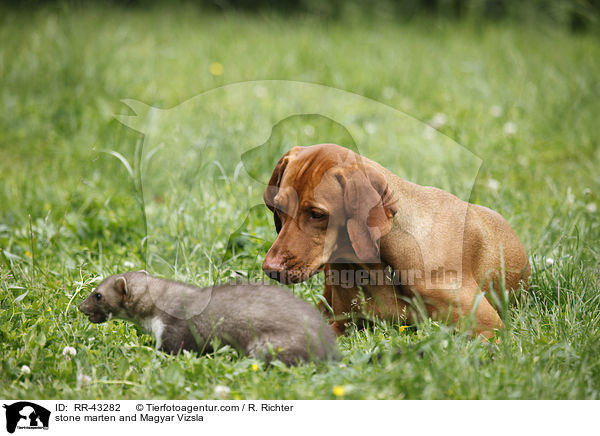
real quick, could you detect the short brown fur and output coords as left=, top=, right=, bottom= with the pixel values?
left=263, top=144, right=529, bottom=338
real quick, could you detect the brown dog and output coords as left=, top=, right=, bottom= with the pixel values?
left=262, top=144, right=529, bottom=338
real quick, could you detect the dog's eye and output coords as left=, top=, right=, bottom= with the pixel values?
left=310, top=210, right=326, bottom=220
left=94, top=293, right=102, bottom=301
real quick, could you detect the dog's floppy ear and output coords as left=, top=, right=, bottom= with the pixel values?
left=338, top=165, right=397, bottom=262
left=264, top=147, right=302, bottom=233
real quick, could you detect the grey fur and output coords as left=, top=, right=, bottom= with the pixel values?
left=78, top=271, right=338, bottom=365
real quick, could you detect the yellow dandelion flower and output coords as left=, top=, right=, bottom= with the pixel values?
left=332, top=385, right=345, bottom=397
left=25, top=251, right=32, bottom=257
left=47, top=307, right=52, bottom=312
left=251, top=364, right=259, bottom=372
left=398, top=325, right=407, bottom=334
left=209, top=62, right=224, bottom=76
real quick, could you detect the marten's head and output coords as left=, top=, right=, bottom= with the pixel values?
left=79, top=271, right=148, bottom=323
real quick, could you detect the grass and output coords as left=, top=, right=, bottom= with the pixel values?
left=1, top=4, right=599, bottom=399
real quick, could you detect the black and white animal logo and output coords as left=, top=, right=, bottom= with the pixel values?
left=2, top=402, right=50, bottom=433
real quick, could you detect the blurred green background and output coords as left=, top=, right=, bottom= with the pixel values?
left=5, top=0, right=600, bottom=33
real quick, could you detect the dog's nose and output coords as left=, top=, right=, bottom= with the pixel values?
left=262, top=259, right=284, bottom=281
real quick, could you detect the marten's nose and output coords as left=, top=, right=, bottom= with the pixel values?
left=78, top=301, right=88, bottom=314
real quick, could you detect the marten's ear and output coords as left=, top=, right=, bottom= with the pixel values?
left=115, top=276, right=128, bottom=296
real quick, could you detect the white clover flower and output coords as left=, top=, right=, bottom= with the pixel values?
left=123, top=260, right=135, bottom=269
left=490, top=105, right=503, bottom=117
left=77, top=374, right=92, bottom=386
left=364, top=122, right=377, bottom=135
left=253, top=85, right=267, bottom=98
left=566, top=188, right=575, bottom=205
left=518, top=156, right=528, bottom=167
left=21, top=365, right=31, bottom=374
left=546, top=258, right=554, bottom=266
left=382, top=86, right=395, bottom=100
left=487, top=179, right=500, bottom=191
left=423, top=125, right=436, bottom=140
left=503, top=122, right=517, bottom=135
left=586, top=203, right=597, bottom=213
left=303, top=124, right=315, bottom=137
left=214, top=385, right=230, bottom=398
left=429, top=113, right=448, bottom=129
left=62, top=346, right=77, bottom=360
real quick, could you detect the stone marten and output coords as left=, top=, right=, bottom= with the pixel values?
left=79, top=271, right=338, bottom=365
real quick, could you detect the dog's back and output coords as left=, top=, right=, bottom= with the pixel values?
left=465, top=204, right=530, bottom=294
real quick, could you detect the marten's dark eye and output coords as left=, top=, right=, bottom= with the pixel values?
left=94, top=293, right=102, bottom=301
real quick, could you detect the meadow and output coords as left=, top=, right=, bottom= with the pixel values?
left=0, top=5, right=599, bottom=399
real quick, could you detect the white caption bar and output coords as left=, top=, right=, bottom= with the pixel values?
left=0, top=400, right=595, bottom=435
